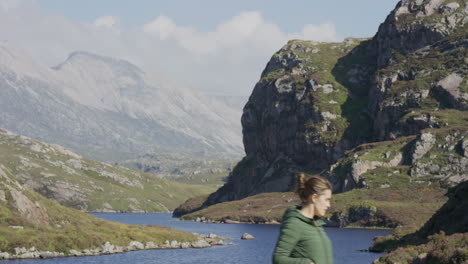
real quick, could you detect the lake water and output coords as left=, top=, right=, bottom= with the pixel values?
left=3, top=213, right=391, bottom=264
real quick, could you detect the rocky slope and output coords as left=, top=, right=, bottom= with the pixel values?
left=118, top=153, right=237, bottom=187
left=0, top=162, right=225, bottom=260
left=371, top=180, right=468, bottom=264
left=0, top=43, right=243, bottom=161
left=0, top=128, right=214, bottom=212
left=201, top=0, right=467, bottom=207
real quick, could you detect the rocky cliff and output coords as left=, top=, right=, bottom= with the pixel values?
left=203, top=0, right=467, bottom=207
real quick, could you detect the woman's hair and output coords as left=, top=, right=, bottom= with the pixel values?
left=295, top=172, right=332, bottom=203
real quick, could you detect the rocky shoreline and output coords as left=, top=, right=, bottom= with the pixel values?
left=0, top=233, right=229, bottom=260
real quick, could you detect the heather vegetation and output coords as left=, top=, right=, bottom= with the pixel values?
left=371, top=180, right=468, bottom=263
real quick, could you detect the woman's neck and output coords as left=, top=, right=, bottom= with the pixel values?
left=299, top=203, right=315, bottom=219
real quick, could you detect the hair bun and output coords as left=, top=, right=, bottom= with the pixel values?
left=296, top=172, right=306, bottom=191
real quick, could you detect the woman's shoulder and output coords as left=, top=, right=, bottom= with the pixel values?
left=282, top=205, right=304, bottom=223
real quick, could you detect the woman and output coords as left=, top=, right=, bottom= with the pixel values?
left=272, top=173, right=333, bottom=264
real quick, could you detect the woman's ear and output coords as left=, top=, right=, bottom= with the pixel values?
left=310, top=193, right=319, bottom=203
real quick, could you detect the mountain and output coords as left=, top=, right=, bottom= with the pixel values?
left=199, top=0, right=467, bottom=207
left=0, top=43, right=243, bottom=161
left=0, top=128, right=214, bottom=212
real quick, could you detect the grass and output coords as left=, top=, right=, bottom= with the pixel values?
left=180, top=185, right=447, bottom=230
left=0, top=171, right=197, bottom=254
left=0, top=131, right=214, bottom=212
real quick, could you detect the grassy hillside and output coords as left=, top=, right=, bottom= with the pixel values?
left=179, top=185, right=446, bottom=230
left=0, top=165, right=198, bottom=257
left=371, top=180, right=468, bottom=264
left=0, top=129, right=214, bottom=212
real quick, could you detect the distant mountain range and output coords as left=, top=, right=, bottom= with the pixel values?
left=0, top=42, right=247, bottom=161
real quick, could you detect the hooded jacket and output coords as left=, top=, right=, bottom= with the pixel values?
left=272, top=205, right=333, bottom=264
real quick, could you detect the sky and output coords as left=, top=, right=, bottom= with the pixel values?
left=0, top=0, right=400, bottom=96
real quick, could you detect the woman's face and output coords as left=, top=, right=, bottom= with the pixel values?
left=312, top=189, right=332, bottom=217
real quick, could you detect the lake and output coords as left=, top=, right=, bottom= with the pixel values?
left=3, top=213, right=391, bottom=264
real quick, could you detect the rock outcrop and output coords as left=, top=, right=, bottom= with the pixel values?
left=200, top=0, right=467, bottom=208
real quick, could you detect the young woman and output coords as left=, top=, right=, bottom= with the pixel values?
left=272, top=173, right=333, bottom=264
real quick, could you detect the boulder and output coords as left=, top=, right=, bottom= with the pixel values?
left=412, top=133, right=436, bottom=161
left=241, top=233, right=255, bottom=240
left=191, top=240, right=211, bottom=248
left=127, top=241, right=144, bottom=250
left=434, top=73, right=467, bottom=110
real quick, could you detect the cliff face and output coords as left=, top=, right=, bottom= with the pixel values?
left=370, top=0, right=467, bottom=141
left=203, top=0, right=467, bottom=207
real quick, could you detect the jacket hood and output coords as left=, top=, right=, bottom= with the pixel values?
left=283, top=205, right=326, bottom=226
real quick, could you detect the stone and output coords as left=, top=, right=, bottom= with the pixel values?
left=7, top=186, right=49, bottom=226
left=191, top=240, right=211, bottom=248
left=8, top=226, right=24, bottom=229
left=68, top=249, right=82, bottom=256
left=180, top=242, right=191, bottom=249
left=12, top=247, right=27, bottom=255
left=101, top=241, right=115, bottom=253
left=439, top=2, right=460, bottom=15
left=412, top=133, right=436, bottom=161
left=39, top=252, right=56, bottom=258
left=170, top=240, right=180, bottom=248
left=321, top=112, right=337, bottom=120
left=424, top=0, right=446, bottom=16
left=462, top=139, right=468, bottom=158
left=0, top=252, right=10, bottom=259
left=241, top=233, right=255, bottom=240
left=207, top=233, right=217, bottom=239
left=145, top=241, right=156, bottom=249
left=128, top=241, right=144, bottom=250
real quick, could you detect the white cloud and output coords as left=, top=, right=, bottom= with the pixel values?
left=0, top=4, right=342, bottom=96
left=143, top=15, right=176, bottom=40
left=215, top=11, right=263, bottom=47
left=94, top=16, right=119, bottom=28
left=0, top=0, right=22, bottom=12
left=301, top=23, right=339, bottom=42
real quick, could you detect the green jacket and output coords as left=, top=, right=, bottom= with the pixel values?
left=272, top=206, right=333, bottom=264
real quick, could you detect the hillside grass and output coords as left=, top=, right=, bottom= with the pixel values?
left=0, top=131, right=214, bottom=212
left=0, top=181, right=196, bottom=254
left=180, top=185, right=447, bottom=230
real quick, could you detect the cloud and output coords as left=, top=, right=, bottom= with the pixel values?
left=0, top=4, right=342, bottom=96
left=94, top=16, right=119, bottom=28
left=143, top=15, right=176, bottom=40
left=142, top=11, right=341, bottom=57
left=301, top=23, right=339, bottom=41
left=0, top=0, right=22, bottom=12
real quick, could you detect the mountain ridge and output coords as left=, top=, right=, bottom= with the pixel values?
left=0, top=42, right=244, bottom=160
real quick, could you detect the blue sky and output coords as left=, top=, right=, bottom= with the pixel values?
left=1, top=0, right=400, bottom=95
left=38, top=0, right=398, bottom=38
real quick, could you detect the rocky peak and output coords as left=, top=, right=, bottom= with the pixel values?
left=201, top=0, right=467, bottom=208
left=373, top=0, right=467, bottom=67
